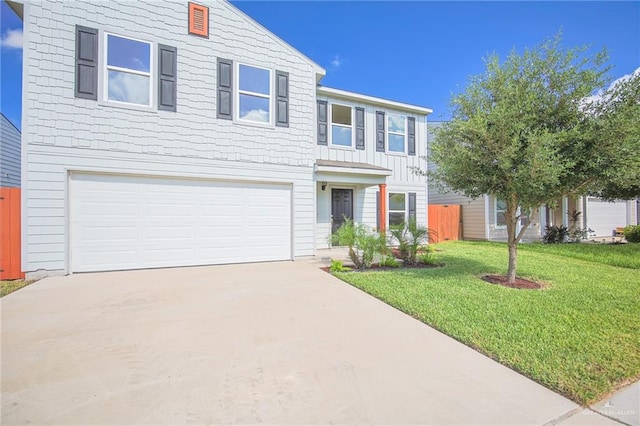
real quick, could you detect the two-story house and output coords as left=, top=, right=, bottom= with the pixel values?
left=18, top=0, right=431, bottom=278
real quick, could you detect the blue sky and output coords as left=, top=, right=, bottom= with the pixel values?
left=1, top=1, right=638, bottom=130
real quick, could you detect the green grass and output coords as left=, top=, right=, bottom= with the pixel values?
left=519, top=241, right=640, bottom=269
left=334, top=241, right=640, bottom=405
left=1, top=279, right=35, bottom=297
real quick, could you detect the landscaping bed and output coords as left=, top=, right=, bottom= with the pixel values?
left=332, top=240, right=640, bottom=405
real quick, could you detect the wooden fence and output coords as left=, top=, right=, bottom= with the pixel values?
left=428, top=204, right=461, bottom=243
left=1, top=188, right=24, bottom=280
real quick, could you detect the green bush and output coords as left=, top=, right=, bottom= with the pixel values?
left=332, top=219, right=386, bottom=269
left=389, top=220, right=431, bottom=265
left=418, top=252, right=437, bottom=265
left=329, top=259, right=350, bottom=273
left=543, top=225, right=569, bottom=243
left=623, top=225, right=640, bottom=243
left=379, top=255, right=401, bottom=268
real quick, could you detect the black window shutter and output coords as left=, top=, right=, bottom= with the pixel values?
left=408, top=116, right=416, bottom=156
left=376, top=111, right=385, bottom=152
left=376, top=191, right=381, bottom=230
left=355, top=107, right=365, bottom=150
left=217, top=58, right=233, bottom=120
left=409, top=192, right=417, bottom=224
left=158, top=44, right=177, bottom=111
left=75, top=25, right=98, bottom=100
left=275, top=70, right=289, bottom=127
left=317, top=100, right=328, bottom=145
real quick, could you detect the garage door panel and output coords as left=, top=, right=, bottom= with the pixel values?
left=586, top=199, right=627, bottom=237
left=71, top=174, right=292, bottom=272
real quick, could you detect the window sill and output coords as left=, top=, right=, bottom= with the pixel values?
left=386, top=150, right=407, bottom=157
left=98, top=100, right=157, bottom=114
left=329, top=144, right=356, bottom=151
left=233, top=119, right=275, bottom=130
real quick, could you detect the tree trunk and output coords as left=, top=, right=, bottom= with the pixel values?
left=507, top=241, right=517, bottom=283
left=506, top=200, right=518, bottom=284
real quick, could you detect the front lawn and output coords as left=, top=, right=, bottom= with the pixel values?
left=334, top=241, right=640, bottom=405
left=519, top=241, right=640, bottom=269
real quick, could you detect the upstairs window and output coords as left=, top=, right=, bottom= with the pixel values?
left=238, top=64, right=271, bottom=124
left=331, top=104, right=353, bottom=147
left=105, top=34, right=152, bottom=107
left=389, top=193, right=406, bottom=226
left=387, top=114, right=406, bottom=153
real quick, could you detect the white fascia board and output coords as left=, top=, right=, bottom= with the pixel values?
left=316, top=165, right=392, bottom=177
left=317, top=86, right=433, bottom=115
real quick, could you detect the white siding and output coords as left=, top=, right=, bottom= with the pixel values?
left=1, top=114, right=21, bottom=188
left=22, top=0, right=319, bottom=274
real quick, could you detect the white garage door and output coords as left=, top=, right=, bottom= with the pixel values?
left=70, top=173, right=292, bottom=272
left=586, top=198, right=627, bottom=237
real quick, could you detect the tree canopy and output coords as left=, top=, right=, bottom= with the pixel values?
left=423, top=34, right=639, bottom=283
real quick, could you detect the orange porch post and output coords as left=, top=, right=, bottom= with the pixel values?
left=379, top=183, right=387, bottom=233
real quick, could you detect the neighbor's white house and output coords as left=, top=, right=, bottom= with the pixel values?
left=1, top=113, right=21, bottom=188
left=15, top=0, right=431, bottom=277
left=427, top=122, right=638, bottom=241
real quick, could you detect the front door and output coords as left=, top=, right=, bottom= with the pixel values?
left=331, top=189, right=353, bottom=233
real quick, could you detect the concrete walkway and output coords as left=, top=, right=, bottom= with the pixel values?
left=0, top=260, right=622, bottom=424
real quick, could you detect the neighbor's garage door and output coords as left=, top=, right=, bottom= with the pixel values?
left=586, top=198, right=627, bottom=237
left=70, top=173, right=292, bottom=272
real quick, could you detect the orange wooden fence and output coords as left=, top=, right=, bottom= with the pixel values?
left=428, top=204, right=461, bottom=243
left=1, top=188, right=24, bottom=280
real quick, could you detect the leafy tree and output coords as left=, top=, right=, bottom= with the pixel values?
left=422, top=35, right=639, bottom=283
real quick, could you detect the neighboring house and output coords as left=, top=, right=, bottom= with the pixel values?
left=17, top=0, right=431, bottom=277
left=427, top=122, right=638, bottom=241
left=0, top=113, right=21, bottom=188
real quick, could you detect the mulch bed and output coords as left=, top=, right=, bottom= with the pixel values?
left=320, top=262, right=443, bottom=273
left=482, top=274, right=545, bottom=290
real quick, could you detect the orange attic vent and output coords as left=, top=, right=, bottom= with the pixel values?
left=189, top=2, right=209, bottom=38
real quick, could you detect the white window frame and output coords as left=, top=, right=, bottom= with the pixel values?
left=103, top=32, right=154, bottom=109
left=387, top=113, right=407, bottom=154
left=495, top=198, right=507, bottom=228
left=388, top=192, right=407, bottom=227
left=329, top=102, right=354, bottom=148
left=235, top=62, right=273, bottom=126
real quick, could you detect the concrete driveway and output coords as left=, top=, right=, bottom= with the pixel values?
left=2, top=261, right=581, bottom=425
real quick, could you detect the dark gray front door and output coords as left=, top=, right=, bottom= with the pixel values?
left=332, top=189, right=353, bottom=233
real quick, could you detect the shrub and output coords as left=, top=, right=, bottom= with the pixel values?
left=332, top=219, right=386, bottom=269
left=418, top=252, right=438, bottom=265
left=329, top=259, right=350, bottom=273
left=543, top=225, right=569, bottom=244
left=389, top=220, right=431, bottom=265
left=379, top=255, right=401, bottom=268
left=624, top=225, right=640, bottom=243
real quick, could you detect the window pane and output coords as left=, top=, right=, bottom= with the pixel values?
left=107, top=70, right=150, bottom=105
left=331, top=104, right=351, bottom=126
left=331, top=125, right=352, bottom=146
left=389, top=193, right=405, bottom=211
left=389, top=212, right=405, bottom=226
left=388, top=114, right=405, bottom=133
left=497, top=212, right=507, bottom=226
left=239, top=65, right=270, bottom=95
left=389, top=134, right=405, bottom=152
left=239, top=94, right=270, bottom=123
left=107, top=35, right=150, bottom=72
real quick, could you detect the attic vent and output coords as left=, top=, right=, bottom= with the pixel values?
left=189, top=2, right=209, bottom=38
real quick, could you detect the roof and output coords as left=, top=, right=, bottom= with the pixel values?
left=316, top=160, right=390, bottom=171
left=317, top=86, right=433, bottom=115
left=4, top=0, right=23, bottom=20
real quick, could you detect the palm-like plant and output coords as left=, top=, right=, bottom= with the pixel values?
left=332, top=218, right=385, bottom=269
left=389, top=220, right=431, bottom=265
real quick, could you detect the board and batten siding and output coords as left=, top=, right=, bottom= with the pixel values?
left=22, top=0, right=320, bottom=274
left=1, top=114, right=21, bottom=188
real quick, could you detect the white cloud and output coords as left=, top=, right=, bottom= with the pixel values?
left=388, top=114, right=406, bottom=133
left=1, top=28, right=23, bottom=50
left=330, top=55, right=343, bottom=71
left=241, top=108, right=269, bottom=123
left=108, top=72, right=150, bottom=105
left=583, top=67, right=640, bottom=106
